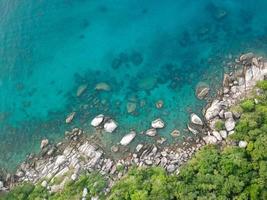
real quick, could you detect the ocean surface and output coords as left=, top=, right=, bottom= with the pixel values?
left=1, top=0, right=267, bottom=170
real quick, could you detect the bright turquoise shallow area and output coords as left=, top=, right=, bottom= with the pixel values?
left=1, top=0, right=267, bottom=170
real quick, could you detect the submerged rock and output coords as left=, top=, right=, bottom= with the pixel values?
left=145, top=128, right=157, bottom=137
left=127, top=102, right=137, bottom=113
left=190, top=113, right=203, bottom=126
left=239, top=52, right=254, bottom=62
left=151, top=118, right=165, bottom=129
left=91, top=114, right=104, bottom=127
left=66, top=112, right=76, bottom=124
left=138, top=77, right=157, bottom=90
left=95, top=82, right=111, bottom=91
left=120, top=131, right=136, bottom=146
left=170, top=129, right=180, bottom=137
left=196, top=82, right=210, bottom=100
left=76, top=84, right=87, bottom=97
left=155, top=100, right=164, bottom=109
left=111, top=145, right=119, bottom=153
left=104, top=119, right=118, bottom=133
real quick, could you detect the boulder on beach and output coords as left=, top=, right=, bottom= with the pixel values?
left=145, top=128, right=157, bottom=137
left=65, top=112, right=76, bottom=124
left=151, top=118, right=165, bottom=129
left=120, top=131, right=136, bottom=146
left=104, top=119, right=118, bottom=133
left=190, top=113, right=203, bottom=126
left=239, top=141, right=248, bottom=148
left=76, top=84, right=87, bottom=97
left=91, top=114, right=104, bottom=127
left=95, top=82, right=111, bottom=91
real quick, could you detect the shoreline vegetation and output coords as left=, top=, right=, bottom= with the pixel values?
left=1, top=53, right=267, bottom=199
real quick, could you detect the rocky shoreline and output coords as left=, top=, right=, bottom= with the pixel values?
left=1, top=53, right=267, bottom=199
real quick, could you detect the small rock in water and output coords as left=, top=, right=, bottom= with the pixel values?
left=127, top=102, right=137, bottom=113
left=151, top=118, right=165, bottom=129
left=170, top=129, right=180, bottom=137
left=95, top=82, right=111, bottom=91
left=111, top=145, right=119, bottom=152
left=76, top=84, right=87, bottom=97
left=91, top=114, right=104, bottom=127
left=40, top=139, right=49, bottom=149
left=155, top=100, right=164, bottom=109
left=104, top=119, right=118, bottom=133
left=239, top=141, right=248, bottom=148
left=145, top=128, right=157, bottom=137
left=120, top=131, right=136, bottom=146
left=66, top=112, right=76, bottom=124
left=190, top=113, right=203, bottom=126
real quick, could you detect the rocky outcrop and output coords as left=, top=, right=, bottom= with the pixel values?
left=190, top=113, right=203, bottom=126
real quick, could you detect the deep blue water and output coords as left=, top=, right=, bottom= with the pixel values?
left=1, top=0, right=267, bottom=170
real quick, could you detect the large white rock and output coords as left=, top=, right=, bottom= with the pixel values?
left=91, top=114, right=104, bottom=127
left=225, top=117, right=235, bottom=131
left=120, top=131, right=136, bottom=146
left=205, top=100, right=221, bottom=121
left=145, top=128, right=157, bottom=137
left=203, top=135, right=217, bottom=144
left=190, top=113, right=203, bottom=126
left=151, top=118, right=165, bottom=129
left=104, top=119, right=118, bottom=133
left=239, top=141, right=248, bottom=148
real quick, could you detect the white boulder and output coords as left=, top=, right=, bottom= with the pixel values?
left=104, top=119, right=118, bottom=133
left=225, top=117, right=235, bottom=131
left=151, top=118, right=165, bottom=129
left=120, top=131, right=136, bottom=146
left=239, top=141, right=248, bottom=148
left=145, top=128, right=157, bottom=137
left=187, top=125, right=199, bottom=135
left=91, top=114, right=104, bottom=127
left=190, top=113, right=203, bottom=126
left=219, top=130, right=228, bottom=139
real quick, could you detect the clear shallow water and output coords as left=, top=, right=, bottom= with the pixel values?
left=1, top=0, right=267, bottom=170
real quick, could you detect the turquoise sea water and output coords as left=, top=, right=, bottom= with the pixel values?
left=1, top=0, right=267, bottom=170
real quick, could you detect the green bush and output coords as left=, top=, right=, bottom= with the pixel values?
left=215, top=119, right=225, bottom=131
left=240, top=99, right=255, bottom=112
left=256, top=80, right=267, bottom=90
